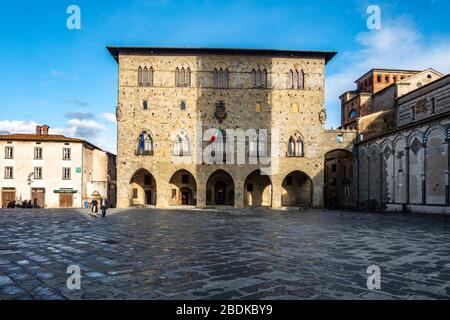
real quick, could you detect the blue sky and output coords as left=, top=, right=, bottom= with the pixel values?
left=1, top=0, right=450, bottom=152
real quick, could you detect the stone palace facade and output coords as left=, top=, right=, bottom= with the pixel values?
left=107, top=47, right=356, bottom=209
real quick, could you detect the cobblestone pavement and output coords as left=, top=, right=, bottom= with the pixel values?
left=0, top=208, right=450, bottom=300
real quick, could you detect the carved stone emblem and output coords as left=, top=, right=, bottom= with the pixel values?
left=411, top=138, right=422, bottom=154
left=416, top=98, right=427, bottom=114
left=319, top=109, right=327, bottom=124
left=214, top=101, right=227, bottom=123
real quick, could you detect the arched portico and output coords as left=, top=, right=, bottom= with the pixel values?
left=169, top=169, right=197, bottom=206
left=281, top=171, right=313, bottom=207
left=129, top=169, right=157, bottom=206
left=206, top=170, right=235, bottom=206
left=244, top=170, right=272, bottom=207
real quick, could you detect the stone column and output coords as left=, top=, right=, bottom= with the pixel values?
left=196, top=177, right=206, bottom=208
left=405, top=147, right=410, bottom=205
left=271, top=178, right=283, bottom=209
left=156, top=179, right=169, bottom=208
left=446, top=138, right=450, bottom=206
left=422, top=143, right=427, bottom=205
left=234, top=177, right=245, bottom=208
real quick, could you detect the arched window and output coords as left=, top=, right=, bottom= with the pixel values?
left=290, top=69, right=304, bottom=89
left=251, top=69, right=257, bottom=87
left=298, top=70, right=304, bottom=89
left=349, top=109, right=357, bottom=120
left=136, top=131, right=153, bottom=155
left=143, top=67, right=149, bottom=85
left=181, top=68, right=186, bottom=86
left=148, top=67, right=154, bottom=86
left=287, top=133, right=304, bottom=157
left=138, top=67, right=143, bottom=86
left=291, top=103, right=299, bottom=113
left=224, top=69, right=229, bottom=88
left=258, top=131, right=268, bottom=157
left=213, top=68, right=219, bottom=87
left=252, top=68, right=267, bottom=88
left=186, top=67, right=191, bottom=87
left=175, top=67, right=180, bottom=87
left=175, top=67, right=191, bottom=87
left=173, top=131, right=190, bottom=156
left=249, top=133, right=258, bottom=157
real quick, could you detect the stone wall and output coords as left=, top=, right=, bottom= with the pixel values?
left=114, top=50, right=356, bottom=209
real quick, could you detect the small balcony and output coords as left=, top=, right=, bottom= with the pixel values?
left=135, top=149, right=153, bottom=156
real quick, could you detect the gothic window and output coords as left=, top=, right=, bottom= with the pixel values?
left=138, top=67, right=143, bottom=85
left=213, top=68, right=230, bottom=88
left=349, top=109, right=357, bottom=120
left=252, top=68, right=267, bottom=88
left=173, top=131, right=190, bottom=156
left=287, top=133, right=304, bottom=157
left=136, top=131, right=153, bottom=155
left=251, top=69, right=256, bottom=87
left=175, top=67, right=191, bottom=87
left=143, top=67, right=148, bottom=85
left=138, top=66, right=153, bottom=86
left=289, top=69, right=304, bottom=89
left=186, top=67, right=191, bottom=87
left=175, top=67, right=181, bottom=87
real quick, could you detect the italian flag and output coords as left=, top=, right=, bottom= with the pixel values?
left=210, top=128, right=223, bottom=142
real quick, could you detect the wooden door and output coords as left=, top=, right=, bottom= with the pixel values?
left=2, top=190, right=16, bottom=208
left=59, top=194, right=73, bottom=208
left=31, top=189, right=45, bottom=208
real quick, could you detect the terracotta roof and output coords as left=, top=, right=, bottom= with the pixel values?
left=0, top=133, right=86, bottom=143
left=107, top=46, right=337, bottom=64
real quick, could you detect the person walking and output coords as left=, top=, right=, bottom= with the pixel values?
left=90, top=199, right=99, bottom=217
left=100, top=198, right=108, bottom=218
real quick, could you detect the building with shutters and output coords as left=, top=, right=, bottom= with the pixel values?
left=0, top=125, right=117, bottom=208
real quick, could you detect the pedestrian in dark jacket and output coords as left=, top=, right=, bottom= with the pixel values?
left=101, top=198, right=107, bottom=218
left=90, top=199, right=99, bottom=217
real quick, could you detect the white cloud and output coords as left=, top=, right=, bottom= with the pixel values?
left=0, top=120, right=40, bottom=134
left=101, top=112, right=117, bottom=123
left=50, top=69, right=79, bottom=80
left=326, top=17, right=450, bottom=128
left=0, top=118, right=116, bottom=153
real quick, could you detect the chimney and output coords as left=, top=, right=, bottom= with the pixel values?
left=41, top=125, right=49, bottom=135
left=35, top=125, right=50, bottom=135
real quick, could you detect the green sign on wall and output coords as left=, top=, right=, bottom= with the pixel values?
left=75, top=167, right=81, bottom=174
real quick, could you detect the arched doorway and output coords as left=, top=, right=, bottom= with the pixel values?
left=129, top=169, right=157, bottom=206
left=324, top=149, right=354, bottom=209
left=206, top=170, right=235, bottom=206
left=281, top=171, right=313, bottom=207
left=244, top=170, right=272, bottom=207
left=169, top=170, right=197, bottom=206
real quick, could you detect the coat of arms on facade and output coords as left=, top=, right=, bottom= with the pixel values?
left=415, top=98, right=427, bottom=114
left=214, top=100, right=227, bottom=123
left=319, top=109, right=327, bottom=124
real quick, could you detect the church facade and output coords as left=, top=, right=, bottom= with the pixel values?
left=107, top=47, right=356, bottom=209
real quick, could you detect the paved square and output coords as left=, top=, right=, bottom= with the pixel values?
left=0, top=208, right=450, bottom=300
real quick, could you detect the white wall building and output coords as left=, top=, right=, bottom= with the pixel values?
left=0, top=125, right=116, bottom=208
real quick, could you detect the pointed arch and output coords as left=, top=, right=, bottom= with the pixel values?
left=138, top=66, right=143, bottom=86
left=136, top=130, right=154, bottom=155
left=172, top=129, right=191, bottom=157
left=175, top=67, right=180, bottom=87
left=251, top=69, right=257, bottom=87
left=287, top=131, right=304, bottom=157
left=143, top=66, right=149, bottom=85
